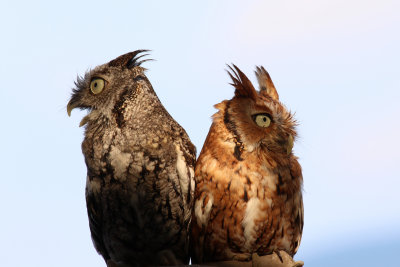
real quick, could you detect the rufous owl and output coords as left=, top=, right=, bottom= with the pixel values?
left=190, top=65, right=303, bottom=264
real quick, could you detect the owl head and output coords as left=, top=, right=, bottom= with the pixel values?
left=67, top=50, right=152, bottom=127
left=218, top=65, right=297, bottom=157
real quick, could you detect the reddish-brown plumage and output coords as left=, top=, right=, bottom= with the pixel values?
left=190, top=66, right=303, bottom=263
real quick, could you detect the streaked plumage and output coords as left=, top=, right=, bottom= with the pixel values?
left=191, top=65, right=303, bottom=263
left=67, top=51, right=196, bottom=266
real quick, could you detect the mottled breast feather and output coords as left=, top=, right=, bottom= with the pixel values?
left=68, top=51, right=196, bottom=266
left=190, top=65, right=303, bottom=264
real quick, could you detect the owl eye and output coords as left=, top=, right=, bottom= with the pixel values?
left=90, top=78, right=105, bottom=94
left=253, top=113, right=271, bottom=128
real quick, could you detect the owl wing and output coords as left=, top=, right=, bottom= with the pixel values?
left=84, top=126, right=196, bottom=264
left=141, top=127, right=196, bottom=264
left=293, top=195, right=304, bottom=254
left=190, top=183, right=214, bottom=263
left=289, top=157, right=304, bottom=255
left=172, top=126, right=197, bottom=223
left=85, top=183, right=110, bottom=261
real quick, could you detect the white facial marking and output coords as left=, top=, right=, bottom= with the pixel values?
left=246, top=144, right=256, bottom=152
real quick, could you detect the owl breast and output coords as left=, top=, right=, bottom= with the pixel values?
left=190, top=64, right=303, bottom=264
left=191, top=120, right=303, bottom=263
left=194, top=149, right=301, bottom=261
left=83, top=116, right=195, bottom=266
left=68, top=51, right=197, bottom=266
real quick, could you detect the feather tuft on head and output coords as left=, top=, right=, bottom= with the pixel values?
left=108, top=50, right=153, bottom=68
left=255, top=66, right=279, bottom=100
left=226, top=64, right=258, bottom=100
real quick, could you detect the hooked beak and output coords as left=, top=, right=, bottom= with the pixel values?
left=67, top=100, right=76, bottom=117
left=67, top=100, right=89, bottom=127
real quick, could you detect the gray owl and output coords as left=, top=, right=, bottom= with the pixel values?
left=67, top=50, right=196, bottom=267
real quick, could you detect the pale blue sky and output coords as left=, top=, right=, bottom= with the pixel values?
left=1, top=1, right=399, bottom=266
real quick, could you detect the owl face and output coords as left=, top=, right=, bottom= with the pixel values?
left=221, top=65, right=296, bottom=155
left=67, top=50, right=151, bottom=126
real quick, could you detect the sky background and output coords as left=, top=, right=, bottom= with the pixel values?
left=1, top=1, right=399, bottom=266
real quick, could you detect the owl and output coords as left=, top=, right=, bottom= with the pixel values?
left=190, top=65, right=303, bottom=264
left=67, top=50, right=196, bottom=266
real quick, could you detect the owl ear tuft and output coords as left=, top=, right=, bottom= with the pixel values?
left=255, top=66, right=279, bottom=100
left=226, top=64, right=258, bottom=100
left=108, top=50, right=152, bottom=68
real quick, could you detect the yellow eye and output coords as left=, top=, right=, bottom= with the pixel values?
left=90, top=78, right=105, bottom=94
left=253, top=114, right=271, bottom=128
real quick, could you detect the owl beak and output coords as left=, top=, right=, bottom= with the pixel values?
left=287, top=134, right=294, bottom=155
left=67, top=101, right=89, bottom=127
left=79, top=115, right=90, bottom=127
left=67, top=101, right=74, bottom=117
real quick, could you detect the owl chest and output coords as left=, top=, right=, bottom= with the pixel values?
left=82, top=128, right=131, bottom=179
left=202, top=157, right=296, bottom=252
left=83, top=126, right=178, bottom=194
left=203, top=156, right=286, bottom=206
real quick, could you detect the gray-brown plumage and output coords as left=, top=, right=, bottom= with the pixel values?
left=67, top=50, right=196, bottom=266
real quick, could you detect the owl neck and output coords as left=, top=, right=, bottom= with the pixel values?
left=84, top=84, right=163, bottom=132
